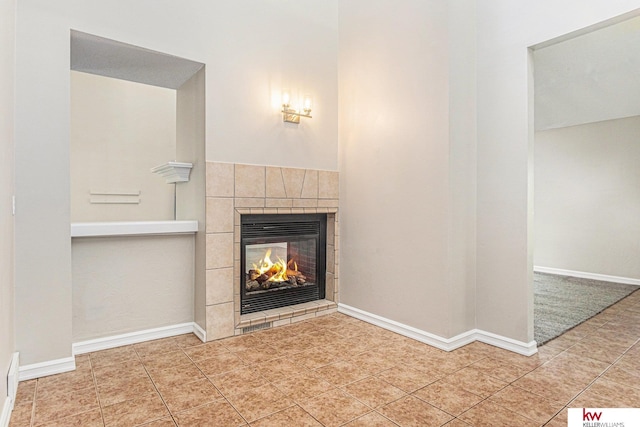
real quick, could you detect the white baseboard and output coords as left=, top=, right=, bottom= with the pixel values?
left=534, top=266, right=640, bottom=286
left=0, top=396, right=12, bottom=427
left=73, top=322, right=204, bottom=355
left=193, top=322, right=206, bottom=342
left=338, top=303, right=537, bottom=356
left=7, top=353, right=19, bottom=403
left=18, top=357, right=76, bottom=381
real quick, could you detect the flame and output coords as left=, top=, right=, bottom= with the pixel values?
left=252, top=249, right=297, bottom=282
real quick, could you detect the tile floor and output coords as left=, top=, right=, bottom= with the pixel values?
left=9, top=290, right=640, bottom=427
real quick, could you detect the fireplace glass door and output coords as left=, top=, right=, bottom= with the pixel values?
left=241, top=214, right=326, bottom=314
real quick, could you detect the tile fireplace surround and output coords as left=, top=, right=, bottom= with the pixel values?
left=205, top=162, right=340, bottom=340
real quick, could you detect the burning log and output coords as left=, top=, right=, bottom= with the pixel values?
left=246, top=280, right=260, bottom=291
left=248, top=269, right=261, bottom=281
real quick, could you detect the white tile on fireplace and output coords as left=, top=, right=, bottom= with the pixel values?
left=206, top=302, right=235, bottom=340
left=266, top=198, right=293, bottom=208
left=325, top=273, right=335, bottom=301
left=263, top=208, right=278, bottom=214
left=277, top=208, right=292, bottom=214
left=235, top=164, right=265, bottom=198
left=273, top=318, right=291, bottom=327
left=206, top=197, right=234, bottom=233
left=281, top=167, right=305, bottom=198
left=266, top=167, right=287, bottom=198
left=293, top=199, right=318, bottom=208
left=317, top=198, right=339, bottom=208
left=206, top=267, right=234, bottom=305
left=206, top=233, right=234, bottom=269
left=327, top=246, right=335, bottom=274
left=318, top=171, right=339, bottom=199
left=301, top=170, right=319, bottom=199
left=250, top=208, right=265, bottom=214
left=235, top=198, right=265, bottom=208
left=291, top=312, right=316, bottom=323
left=291, top=208, right=304, bottom=214
left=206, top=162, right=234, bottom=197
left=234, top=225, right=241, bottom=243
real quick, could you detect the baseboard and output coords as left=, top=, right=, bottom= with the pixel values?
left=192, top=322, right=206, bottom=342
left=0, top=396, right=12, bottom=427
left=7, top=353, right=19, bottom=402
left=73, top=322, right=204, bottom=355
left=18, top=357, right=76, bottom=381
left=534, top=266, right=640, bottom=286
left=338, top=303, right=537, bottom=356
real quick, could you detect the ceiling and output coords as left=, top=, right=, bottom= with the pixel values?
left=70, top=31, right=204, bottom=90
left=534, top=15, right=640, bottom=131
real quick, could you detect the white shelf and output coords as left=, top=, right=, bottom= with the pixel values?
left=71, top=220, right=198, bottom=237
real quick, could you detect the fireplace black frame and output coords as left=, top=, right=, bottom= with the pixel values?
left=240, top=213, right=327, bottom=315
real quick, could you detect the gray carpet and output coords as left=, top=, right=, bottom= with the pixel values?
left=534, top=272, right=638, bottom=346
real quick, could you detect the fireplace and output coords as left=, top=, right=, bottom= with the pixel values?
left=240, top=213, right=327, bottom=314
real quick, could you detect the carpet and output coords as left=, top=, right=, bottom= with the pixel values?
left=534, top=272, right=638, bottom=346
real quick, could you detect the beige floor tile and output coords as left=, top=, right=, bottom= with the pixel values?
left=147, top=362, right=205, bottom=388
left=513, top=369, right=585, bottom=404
left=313, top=360, right=369, bottom=387
left=225, top=383, right=293, bottom=422
left=220, top=334, right=260, bottom=352
left=8, top=402, right=33, bottom=427
left=93, top=359, right=148, bottom=385
left=440, top=367, right=508, bottom=399
left=35, top=370, right=96, bottom=401
left=209, top=367, right=268, bottom=398
left=140, top=349, right=193, bottom=371
left=348, top=351, right=398, bottom=375
left=254, top=356, right=309, bottom=382
left=271, top=369, right=334, bottom=400
left=158, top=378, right=223, bottom=413
left=232, top=344, right=282, bottom=364
left=90, top=346, right=139, bottom=368
left=412, top=380, right=483, bottom=416
left=378, top=395, right=453, bottom=427
left=97, top=375, right=157, bottom=407
left=342, top=411, right=398, bottom=426
left=250, top=405, right=322, bottom=427
left=288, top=346, right=344, bottom=370
left=343, top=376, right=406, bottom=409
left=173, top=333, right=204, bottom=349
left=601, top=363, right=640, bottom=389
left=33, top=386, right=99, bottom=426
left=467, top=357, right=532, bottom=382
left=133, top=337, right=181, bottom=358
left=139, top=417, right=177, bottom=426
left=102, top=392, right=169, bottom=427
left=459, top=400, right=538, bottom=427
left=15, top=380, right=36, bottom=404
left=38, top=408, right=103, bottom=427
left=578, top=377, right=640, bottom=408
left=377, top=365, right=440, bottom=393
left=299, top=389, right=370, bottom=427
left=442, top=419, right=471, bottom=426
left=195, top=352, right=246, bottom=377
left=487, top=385, right=564, bottom=424
left=174, top=401, right=245, bottom=427
left=183, top=341, right=229, bottom=362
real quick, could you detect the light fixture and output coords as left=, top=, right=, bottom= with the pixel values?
left=281, top=93, right=312, bottom=123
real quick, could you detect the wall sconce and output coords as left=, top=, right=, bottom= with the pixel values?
left=282, top=93, right=312, bottom=123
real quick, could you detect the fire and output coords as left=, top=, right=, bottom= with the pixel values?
left=252, top=249, right=297, bottom=282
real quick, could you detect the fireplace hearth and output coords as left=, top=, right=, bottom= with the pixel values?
left=240, top=214, right=326, bottom=314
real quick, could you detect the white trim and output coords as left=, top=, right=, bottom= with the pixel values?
left=70, top=220, right=198, bottom=237
left=72, top=322, right=203, bottom=355
left=0, top=396, right=12, bottom=427
left=7, top=353, right=19, bottom=402
left=338, top=303, right=537, bottom=356
left=192, top=322, right=206, bottom=342
left=18, top=357, right=76, bottom=381
left=534, top=266, right=640, bottom=286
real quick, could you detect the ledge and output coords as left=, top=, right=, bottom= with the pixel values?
left=71, top=220, right=198, bottom=237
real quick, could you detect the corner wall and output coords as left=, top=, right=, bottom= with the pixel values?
left=14, top=0, right=338, bottom=366
left=0, top=0, right=16, bottom=420
left=475, top=0, right=640, bottom=343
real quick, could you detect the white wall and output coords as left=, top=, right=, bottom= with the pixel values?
left=535, top=116, right=640, bottom=279
left=475, top=0, right=640, bottom=343
left=338, top=0, right=476, bottom=338
left=72, top=235, right=194, bottom=341
left=70, top=71, right=176, bottom=222
left=1, top=0, right=16, bottom=417
left=15, top=0, right=338, bottom=365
